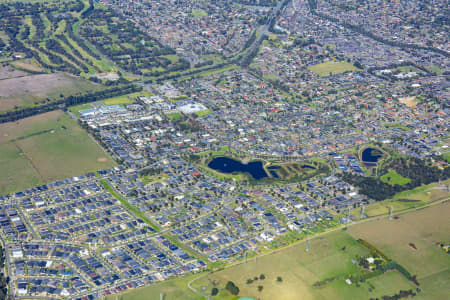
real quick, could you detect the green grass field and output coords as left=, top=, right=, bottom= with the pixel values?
left=0, top=110, right=116, bottom=195
left=380, top=170, right=411, bottom=185
left=106, top=274, right=203, bottom=300
left=191, top=230, right=416, bottom=300
left=192, top=9, right=208, bottom=17
left=166, top=112, right=184, bottom=121
left=308, top=61, right=361, bottom=76
left=349, top=202, right=450, bottom=300
left=195, top=109, right=212, bottom=117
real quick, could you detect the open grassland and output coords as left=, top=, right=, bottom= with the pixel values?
left=308, top=61, right=361, bottom=76
left=192, top=231, right=415, bottom=300
left=351, top=179, right=450, bottom=218
left=0, top=110, right=115, bottom=195
left=106, top=274, right=203, bottom=300
left=380, top=169, right=411, bottom=185
left=348, top=202, right=450, bottom=299
left=0, top=73, right=102, bottom=112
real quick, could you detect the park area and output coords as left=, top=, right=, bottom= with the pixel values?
left=0, top=110, right=115, bottom=195
left=308, top=61, right=361, bottom=76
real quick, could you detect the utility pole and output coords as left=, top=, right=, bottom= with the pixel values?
left=389, top=206, right=393, bottom=220
left=306, top=238, right=310, bottom=252
left=360, top=204, right=365, bottom=219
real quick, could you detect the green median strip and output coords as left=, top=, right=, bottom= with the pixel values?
left=99, top=179, right=161, bottom=232
left=165, top=233, right=209, bottom=265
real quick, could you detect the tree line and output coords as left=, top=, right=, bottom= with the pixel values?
left=0, top=84, right=142, bottom=124
left=0, top=246, right=8, bottom=300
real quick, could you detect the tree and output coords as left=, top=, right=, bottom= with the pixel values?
left=259, top=274, right=265, bottom=280
left=211, top=287, right=218, bottom=296
left=225, top=281, right=239, bottom=295
left=277, top=276, right=283, bottom=282
left=258, top=285, right=264, bottom=292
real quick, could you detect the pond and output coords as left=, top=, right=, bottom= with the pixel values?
left=301, top=164, right=316, bottom=169
left=208, top=157, right=268, bottom=180
left=361, top=147, right=384, bottom=165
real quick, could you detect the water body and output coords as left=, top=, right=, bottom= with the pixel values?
left=269, top=170, right=279, bottom=178
left=361, top=147, right=383, bottom=165
left=301, top=164, right=316, bottom=169
left=208, top=157, right=268, bottom=180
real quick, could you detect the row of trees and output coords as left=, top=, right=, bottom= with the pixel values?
left=0, top=246, right=8, bottom=300
left=0, top=84, right=141, bottom=124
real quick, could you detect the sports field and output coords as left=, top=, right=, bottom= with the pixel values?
left=308, top=61, right=361, bottom=76
left=0, top=110, right=116, bottom=195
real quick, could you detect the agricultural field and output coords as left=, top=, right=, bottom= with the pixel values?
left=0, top=72, right=102, bottom=112
left=191, top=230, right=417, bottom=300
left=0, top=110, right=116, bottom=195
left=105, top=274, right=202, bottom=300
left=0, top=65, right=28, bottom=80
left=348, top=202, right=450, bottom=300
left=308, top=61, right=361, bottom=76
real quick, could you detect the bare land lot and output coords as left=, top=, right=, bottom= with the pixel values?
left=0, top=73, right=101, bottom=112
left=10, top=59, right=45, bottom=73
left=0, top=110, right=116, bottom=195
left=0, top=65, right=29, bottom=80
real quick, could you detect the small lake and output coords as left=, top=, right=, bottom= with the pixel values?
left=361, top=147, right=383, bottom=165
left=301, top=165, right=316, bottom=169
left=208, top=157, right=268, bottom=180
